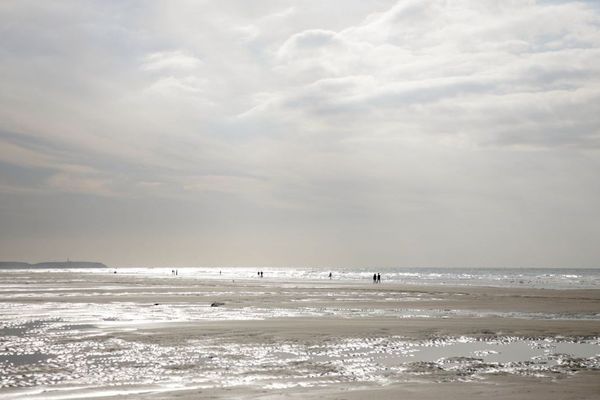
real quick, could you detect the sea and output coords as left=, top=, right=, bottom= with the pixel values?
left=70, top=266, right=600, bottom=289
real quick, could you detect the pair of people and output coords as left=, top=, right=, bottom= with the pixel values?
left=372, top=273, right=381, bottom=283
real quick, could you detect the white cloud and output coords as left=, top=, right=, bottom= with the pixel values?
left=248, top=0, right=600, bottom=151
left=144, top=76, right=207, bottom=95
left=141, top=50, right=203, bottom=71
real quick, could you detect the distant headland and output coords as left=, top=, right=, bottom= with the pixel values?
left=0, top=261, right=108, bottom=269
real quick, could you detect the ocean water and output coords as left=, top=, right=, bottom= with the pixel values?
left=64, top=266, right=600, bottom=289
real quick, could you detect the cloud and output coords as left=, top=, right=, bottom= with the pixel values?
left=144, top=76, right=208, bottom=96
left=0, top=0, right=599, bottom=266
left=245, top=0, right=600, bottom=151
left=46, top=171, right=117, bottom=197
left=141, top=51, right=203, bottom=72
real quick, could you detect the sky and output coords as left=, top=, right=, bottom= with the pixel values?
left=1, top=0, right=599, bottom=268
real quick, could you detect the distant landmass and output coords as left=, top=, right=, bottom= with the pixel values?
left=0, top=261, right=108, bottom=269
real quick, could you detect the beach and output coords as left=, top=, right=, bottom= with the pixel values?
left=1, top=269, right=599, bottom=399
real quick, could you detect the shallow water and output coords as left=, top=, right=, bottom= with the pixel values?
left=6, top=266, right=600, bottom=289
left=0, top=301, right=597, bottom=329
left=1, top=316, right=599, bottom=398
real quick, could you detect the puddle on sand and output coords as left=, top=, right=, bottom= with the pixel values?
left=0, top=353, right=51, bottom=367
left=328, top=337, right=600, bottom=372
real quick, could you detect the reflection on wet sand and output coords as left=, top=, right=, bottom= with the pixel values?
left=1, top=270, right=599, bottom=399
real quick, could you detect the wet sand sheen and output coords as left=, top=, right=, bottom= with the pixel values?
left=0, top=270, right=599, bottom=399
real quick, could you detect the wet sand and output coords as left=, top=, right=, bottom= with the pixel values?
left=1, top=270, right=599, bottom=399
left=137, top=373, right=600, bottom=400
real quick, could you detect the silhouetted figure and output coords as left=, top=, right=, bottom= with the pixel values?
left=258, top=271, right=260, bottom=277
left=260, top=271, right=263, bottom=278
left=329, top=272, right=332, bottom=280
left=373, top=273, right=377, bottom=283
left=377, top=273, right=381, bottom=283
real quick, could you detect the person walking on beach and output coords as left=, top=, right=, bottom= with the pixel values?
left=329, top=272, right=332, bottom=280
left=373, top=273, right=377, bottom=283
left=377, top=273, right=381, bottom=283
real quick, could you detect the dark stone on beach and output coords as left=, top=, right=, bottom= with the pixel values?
left=211, top=302, right=225, bottom=307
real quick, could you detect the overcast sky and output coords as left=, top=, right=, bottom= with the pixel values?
left=1, top=0, right=599, bottom=268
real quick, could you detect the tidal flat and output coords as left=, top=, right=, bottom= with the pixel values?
left=1, top=269, right=599, bottom=399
